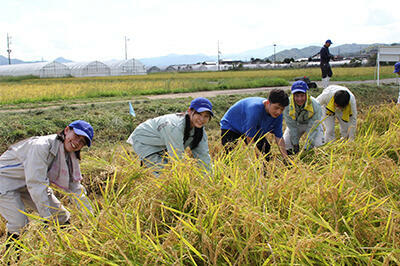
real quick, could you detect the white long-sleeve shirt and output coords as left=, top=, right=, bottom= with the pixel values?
left=316, top=85, right=357, bottom=139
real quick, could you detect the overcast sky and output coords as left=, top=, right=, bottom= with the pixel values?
left=1, top=0, right=398, bottom=62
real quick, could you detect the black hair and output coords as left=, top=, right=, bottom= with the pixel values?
left=56, top=126, right=81, bottom=160
left=268, top=89, right=289, bottom=107
left=183, top=112, right=204, bottom=150
left=334, top=90, right=350, bottom=108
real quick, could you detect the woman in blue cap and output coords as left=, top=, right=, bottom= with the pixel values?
left=0, top=120, right=94, bottom=249
left=127, top=97, right=213, bottom=173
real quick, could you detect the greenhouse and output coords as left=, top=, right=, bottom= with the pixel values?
left=104, top=59, right=147, bottom=76
left=0, top=61, right=70, bottom=78
left=65, top=61, right=111, bottom=77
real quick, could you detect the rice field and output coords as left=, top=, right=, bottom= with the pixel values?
left=0, top=76, right=399, bottom=264
left=2, top=102, right=400, bottom=265
left=0, top=66, right=394, bottom=105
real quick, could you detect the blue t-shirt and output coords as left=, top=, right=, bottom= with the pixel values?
left=220, top=97, right=283, bottom=138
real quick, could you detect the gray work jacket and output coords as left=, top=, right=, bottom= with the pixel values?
left=0, top=134, right=91, bottom=219
left=127, top=113, right=211, bottom=170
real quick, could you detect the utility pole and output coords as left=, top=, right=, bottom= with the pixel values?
left=217, top=40, right=221, bottom=71
left=124, top=36, right=130, bottom=60
left=7, top=33, right=12, bottom=65
left=273, top=44, right=276, bottom=65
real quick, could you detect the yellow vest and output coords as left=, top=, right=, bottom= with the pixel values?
left=326, top=96, right=352, bottom=122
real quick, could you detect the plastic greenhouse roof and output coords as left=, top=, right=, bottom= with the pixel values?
left=103, top=58, right=145, bottom=67
left=64, top=61, right=109, bottom=69
left=0, top=61, right=68, bottom=74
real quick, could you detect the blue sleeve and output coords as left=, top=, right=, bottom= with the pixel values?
left=272, top=115, right=283, bottom=138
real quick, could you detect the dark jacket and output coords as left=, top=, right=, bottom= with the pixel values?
left=320, top=45, right=333, bottom=65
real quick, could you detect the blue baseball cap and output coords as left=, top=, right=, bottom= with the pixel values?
left=394, top=62, right=400, bottom=73
left=190, top=97, right=214, bottom=116
left=68, top=120, right=94, bottom=147
left=326, top=39, right=332, bottom=44
left=291, top=80, right=309, bottom=94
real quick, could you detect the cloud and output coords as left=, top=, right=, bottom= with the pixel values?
left=1, top=0, right=399, bottom=61
left=365, top=9, right=396, bottom=26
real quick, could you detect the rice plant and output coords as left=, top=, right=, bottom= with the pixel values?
left=2, top=102, right=399, bottom=265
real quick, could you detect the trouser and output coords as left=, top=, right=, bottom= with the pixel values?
left=221, top=129, right=271, bottom=161
left=283, top=124, right=324, bottom=151
left=0, top=187, right=70, bottom=234
left=397, top=83, right=400, bottom=104
left=322, top=115, right=352, bottom=143
left=321, top=63, right=332, bottom=78
left=321, top=64, right=332, bottom=88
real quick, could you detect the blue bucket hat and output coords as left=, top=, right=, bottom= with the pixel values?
left=326, top=39, right=332, bottom=44
left=291, top=80, right=309, bottom=94
left=394, top=62, right=400, bottom=73
left=68, top=120, right=94, bottom=147
left=190, top=97, right=214, bottom=116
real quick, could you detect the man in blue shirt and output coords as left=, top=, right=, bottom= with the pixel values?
left=220, top=89, right=289, bottom=161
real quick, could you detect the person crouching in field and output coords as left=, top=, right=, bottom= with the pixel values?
left=220, top=89, right=289, bottom=161
left=127, top=97, right=213, bottom=173
left=283, top=81, right=324, bottom=155
left=0, top=120, right=93, bottom=250
left=317, top=85, right=357, bottom=143
left=393, top=62, right=400, bottom=104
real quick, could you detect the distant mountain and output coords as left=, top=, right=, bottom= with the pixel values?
left=138, top=43, right=392, bottom=67
left=139, top=53, right=215, bottom=68
left=265, top=43, right=390, bottom=61
left=54, top=57, right=73, bottom=63
left=0, top=55, right=26, bottom=65
left=2, top=43, right=397, bottom=68
left=265, top=46, right=321, bottom=61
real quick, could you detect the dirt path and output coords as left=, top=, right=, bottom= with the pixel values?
left=0, top=78, right=397, bottom=114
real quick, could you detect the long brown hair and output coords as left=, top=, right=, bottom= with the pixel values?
left=183, top=111, right=204, bottom=150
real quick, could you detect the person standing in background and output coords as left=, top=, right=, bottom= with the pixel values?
left=320, top=39, right=334, bottom=88
left=393, top=62, right=400, bottom=104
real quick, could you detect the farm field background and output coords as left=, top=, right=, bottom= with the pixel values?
left=0, top=65, right=394, bottom=106
left=1, top=67, right=400, bottom=264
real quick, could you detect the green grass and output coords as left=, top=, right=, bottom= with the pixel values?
left=1, top=82, right=400, bottom=264
left=0, top=75, right=40, bottom=82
